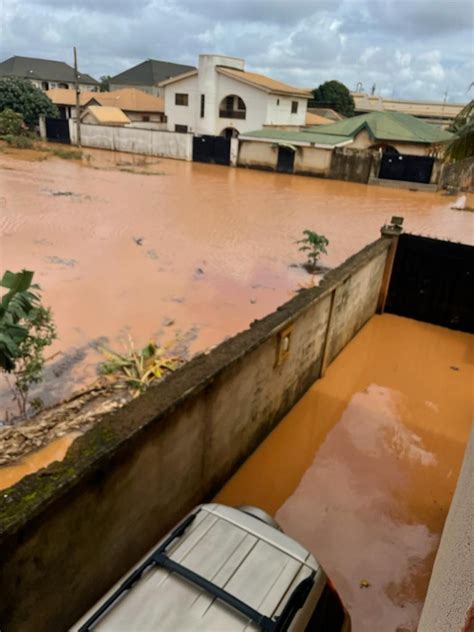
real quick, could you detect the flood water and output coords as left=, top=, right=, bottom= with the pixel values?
left=0, top=433, right=80, bottom=490
left=1, top=148, right=473, bottom=417
left=216, top=314, right=474, bottom=631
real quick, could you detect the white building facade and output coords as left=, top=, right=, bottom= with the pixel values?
left=160, top=55, right=311, bottom=137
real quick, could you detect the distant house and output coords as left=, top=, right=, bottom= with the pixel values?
left=159, top=54, right=312, bottom=137
left=304, top=112, right=333, bottom=126
left=307, top=107, right=344, bottom=122
left=238, top=111, right=452, bottom=184
left=47, top=87, right=164, bottom=123
left=94, top=89, right=165, bottom=122
left=46, top=88, right=100, bottom=119
left=109, top=59, right=195, bottom=96
left=351, top=92, right=466, bottom=129
left=81, top=106, right=130, bottom=126
left=0, top=55, right=99, bottom=92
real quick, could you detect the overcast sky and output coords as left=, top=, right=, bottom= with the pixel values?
left=1, top=0, right=473, bottom=102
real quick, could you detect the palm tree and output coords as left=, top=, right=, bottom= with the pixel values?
left=444, top=100, right=474, bottom=162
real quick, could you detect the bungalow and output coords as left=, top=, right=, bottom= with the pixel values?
left=0, top=55, right=98, bottom=92
left=238, top=111, right=452, bottom=185
left=159, top=54, right=312, bottom=137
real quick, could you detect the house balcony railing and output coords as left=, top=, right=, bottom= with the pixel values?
left=219, top=109, right=246, bottom=120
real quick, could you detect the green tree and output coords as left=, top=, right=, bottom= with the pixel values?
left=311, top=80, right=355, bottom=117
left=0, top=77, right=58, bottom=126
left=99, top=75, right=112, bottom=92
left=444, top=100, right=474, bottom=162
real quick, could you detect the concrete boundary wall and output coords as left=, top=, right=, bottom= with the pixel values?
left=0, top=238, right=391, bottom=632
left=69, top=121, right=193, bottom=161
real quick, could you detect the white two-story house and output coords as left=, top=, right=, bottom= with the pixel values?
left=159, top=54, right=311, bottom=138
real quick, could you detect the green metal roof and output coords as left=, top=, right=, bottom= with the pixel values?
left=240, top=128, right=349, bottom=146
left=306, top=110, right=453, bottom=144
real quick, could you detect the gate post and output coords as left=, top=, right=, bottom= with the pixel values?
left=377, top=216, right=404, bottom=314
left=39, top=115, right=47, bottom=140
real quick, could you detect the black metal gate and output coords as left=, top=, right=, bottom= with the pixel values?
left=385, top=234, right=474, bottom=333
left=192, top=135, right=231, bottom=165
left=379, top=153, right=434, bottom=184
left=45, top=117, right=71, bottom=144
left=276, top=146, right=295, bottom=174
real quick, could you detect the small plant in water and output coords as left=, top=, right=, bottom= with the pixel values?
left=297, top=230, right=329, bottom=273
left=98, top=336, right=182, bottom=396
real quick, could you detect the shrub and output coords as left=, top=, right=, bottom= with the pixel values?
left=0, top=108, right=26, bottom=136
left=1, top=134, right=33, bottom=149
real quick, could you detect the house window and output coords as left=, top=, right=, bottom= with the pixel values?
left=237, top=97, right=246, bottom=110
left=291, top=101, right=298, bottom=114
left=41, top=81, right=50, bottom=90
left=277, top=99, right=280, bottom=106
left=58, top=83, right=69, bottom=89
left=225, top=95, right=234, bottom=110
left=142, top=115, right=150, bottom=122
left=175, top=124, right=188, bottom=133
left=175, top=93, right=188, bottom=106
left=200, top=94, right=205, bottom=118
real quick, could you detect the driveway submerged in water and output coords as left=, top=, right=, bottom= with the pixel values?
left=1, top=148, right=472, bottom=418
left=216, top=314, right=474, bottom=631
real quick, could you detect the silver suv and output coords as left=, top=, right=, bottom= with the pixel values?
left=73, top=503, right=351, bottom=631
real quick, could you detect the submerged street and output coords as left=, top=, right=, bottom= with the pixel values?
left=1, top=149, right=472, bottom=416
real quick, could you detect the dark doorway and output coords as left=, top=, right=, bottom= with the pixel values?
left=379, top=152, right=434, bottom=184
left=276, top=146, right=295, bottom=174
left=45, top=117, right=71, bottom=144
left=385, top=234, right=474, bottom=333
left=192, top=135, right=231, bottom=166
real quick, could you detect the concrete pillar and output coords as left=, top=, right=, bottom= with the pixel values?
left=39, top=115, right=47, bottom=140
left=376, top=218, right=404, bottom=314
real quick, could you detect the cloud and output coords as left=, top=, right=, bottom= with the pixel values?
left=0, top=0, right=472, bottom=101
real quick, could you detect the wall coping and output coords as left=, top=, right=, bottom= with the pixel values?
left=0, top=237, right=390, bottom=538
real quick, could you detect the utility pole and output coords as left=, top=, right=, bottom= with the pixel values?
left=74, top=46, right=81, bottom=147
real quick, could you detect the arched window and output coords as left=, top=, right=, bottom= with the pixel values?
left=219, top=95, right=246, bottom=120
left=220, top=127, right=239, bottom=139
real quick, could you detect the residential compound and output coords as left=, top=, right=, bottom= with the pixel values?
left=109, top=59, right=195, bottom=96
left=0, top=55, right=98, bottom=91
left=351, top=91, right=465, bottom=129
left=159, top=54, right=312, bottom=137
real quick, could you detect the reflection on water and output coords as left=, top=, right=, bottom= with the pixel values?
left=1, top=149, right=473, bottom=416
left=0, top=433, right=80, bottom=491
left=216, top=314, right=474, bottom=631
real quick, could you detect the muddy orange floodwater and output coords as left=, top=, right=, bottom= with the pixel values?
left=1, top=148, right=473, bottom=417
left=216, top=314, right=474, bottom=632
left=0, top=433, right=80, bottom=490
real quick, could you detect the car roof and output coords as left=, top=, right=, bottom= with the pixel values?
left=73, top=504, right=321, bottom=631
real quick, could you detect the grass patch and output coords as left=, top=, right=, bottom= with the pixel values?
left=0, top=134, right=34, bottom=149
left=48, top=146, right=83, bottom=160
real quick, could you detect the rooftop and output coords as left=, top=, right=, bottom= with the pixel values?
left=82, top=105, right=130, bottom=125
left=110, top=58, right=195, bottom=87
left=0, top=55, right=98, bottom=85
left=240, top=127, right=351, bottom=147
left=305, top=112, right=333, bottom=126
left=216, top=66, right=312, bottom=98
left=46, top=88, right=99, bottom=106
left=95, top=88, right=164, bottom=112
left=307, top=111, right=453, bottom=144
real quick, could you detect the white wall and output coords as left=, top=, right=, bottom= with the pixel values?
left=69, top=120, right=193, bottom=161
left=266, top=95, right=307, bottom=126
left=30, top=79, right=97, bottom=92
left=163, top=74, right=199, bottom=133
